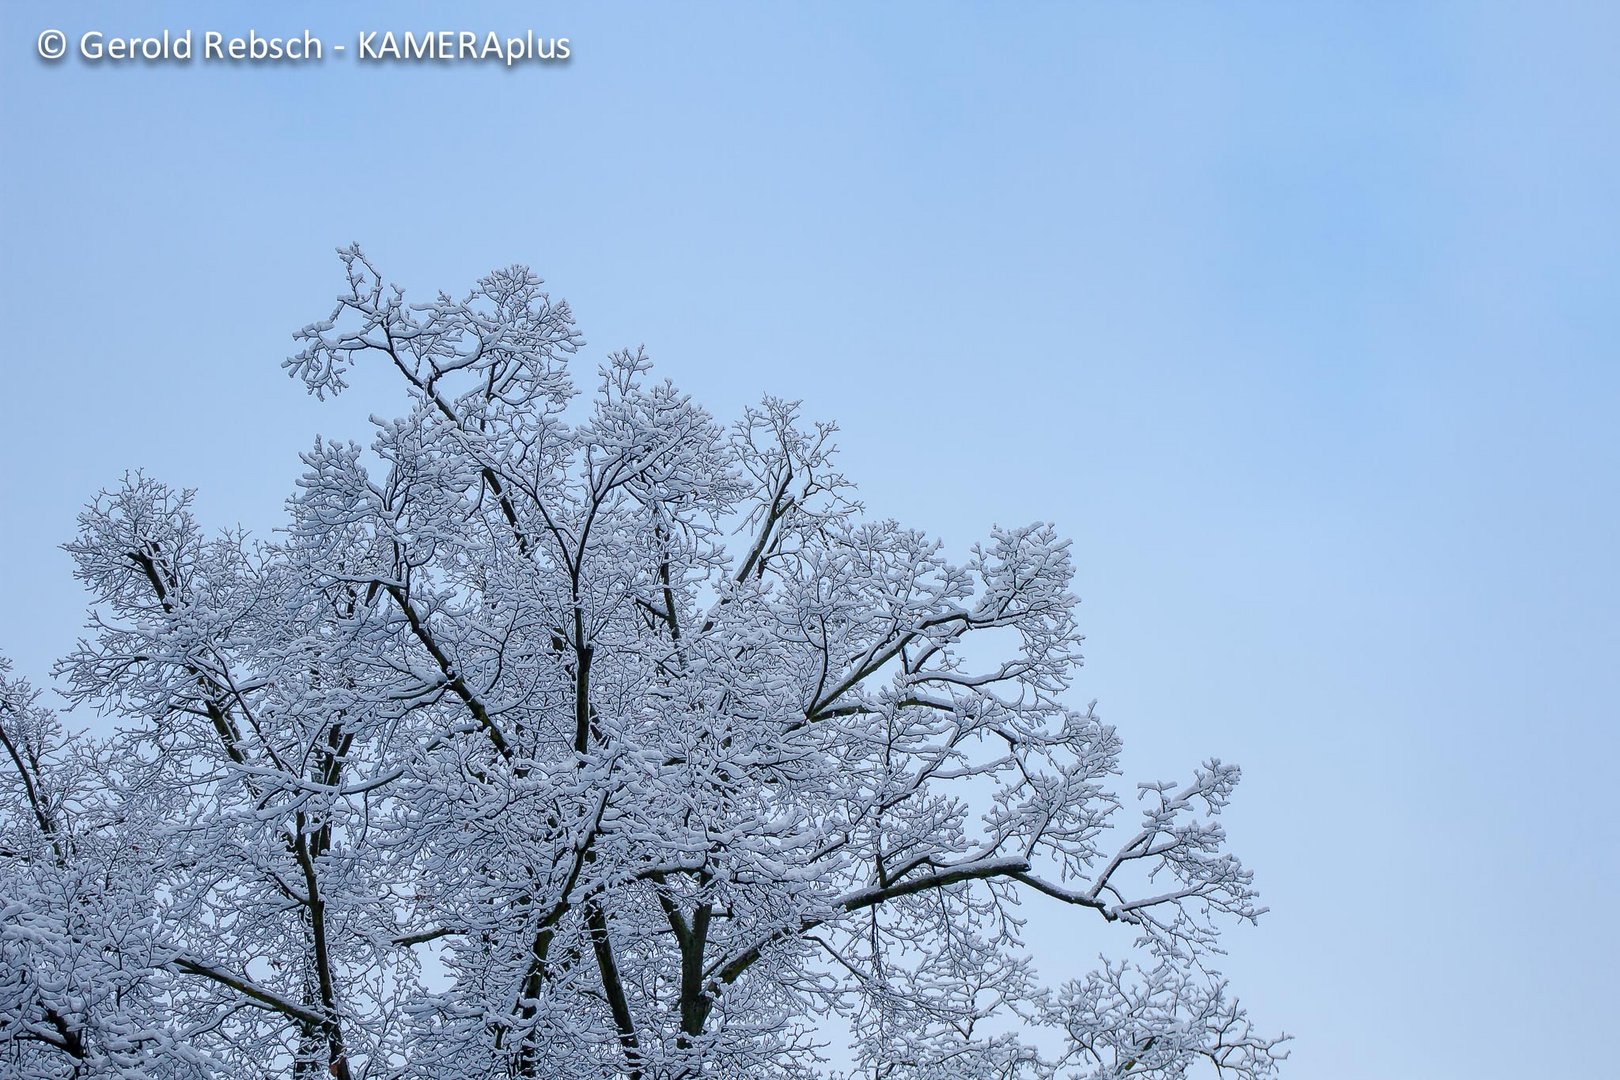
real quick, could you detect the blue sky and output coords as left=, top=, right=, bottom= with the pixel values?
left=2, top=3, right=1616, bottom=1076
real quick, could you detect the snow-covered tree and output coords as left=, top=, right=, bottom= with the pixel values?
left=1, top=248, right=1284, bottom=1079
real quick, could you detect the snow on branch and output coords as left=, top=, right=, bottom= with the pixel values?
left=0, top=250, right=1281, bottom=1079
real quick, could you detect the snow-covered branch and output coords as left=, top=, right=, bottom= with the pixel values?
left=0, top=251, right=1279, bottom=1079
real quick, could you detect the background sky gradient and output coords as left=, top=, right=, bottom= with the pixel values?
left=3, top=3, right=1616, bottom=1076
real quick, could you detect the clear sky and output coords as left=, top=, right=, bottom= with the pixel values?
left=2, top=3, right=1616, bottom=1077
